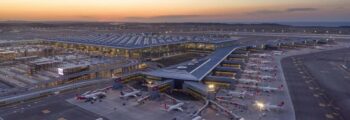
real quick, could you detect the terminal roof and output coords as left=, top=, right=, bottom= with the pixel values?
left=46, top=33, right=240, bottom=49
left=143, top=46, right=239, bottom=81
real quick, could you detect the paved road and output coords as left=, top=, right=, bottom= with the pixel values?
left=0, top=81, right=110, bottom=120
left=282, top=48, right=350, bottom=120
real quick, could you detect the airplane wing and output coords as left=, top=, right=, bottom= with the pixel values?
left=127, top=85, right=137, bottom=91
left=176, top=107, right=184, bottom=112
left=82, top=91, right=91, bottom=95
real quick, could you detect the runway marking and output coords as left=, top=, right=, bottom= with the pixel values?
left=319, top=103, right=326, bottom=107
left=334, top=107, right=341, bottom=110
left=332, top=112, right=339, bottom=116
left=57, top=117, right=67, bottom=120
left=42, top=109, right=50, bottom=114
left=309, top=86, right=314, bottom=90
left=325, top=113, right=334, bottom=119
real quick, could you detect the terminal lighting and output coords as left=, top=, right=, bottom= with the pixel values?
left=147, top=81, right=153, bottom=85
left=58, top=68, right=64, bottom=75
left=255, top=101, right=265, bottom=111
left=208, top=84, right=215, bottom=92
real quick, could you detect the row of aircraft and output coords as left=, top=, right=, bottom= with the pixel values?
left=76, top=84, right=185, bottom=112
left=249, top=52, right=285, bottom=111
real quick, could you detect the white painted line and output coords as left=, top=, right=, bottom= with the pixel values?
left=190, top=58, right=211, bottom=74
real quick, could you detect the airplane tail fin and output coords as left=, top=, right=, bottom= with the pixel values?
left=75, top=94, right=85, bottom=100
left=278, top=101, right=285, bottom=107
left=278, top=85, right=284, bottom=90
left=160, top=103, right=168, bottom=110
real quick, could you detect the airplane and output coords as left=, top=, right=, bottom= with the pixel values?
left=136, top=95, right=151, bottom=104
left=314, top=46, right=325, bottom=50
left=237, top=84, right=283, bottom=92
left=254, top=101, right=285, bottom=111
left=120, top=89, right=141, bottom=99
left=165, top=102, right=185, bottom=112
left=76, top=91, right=107, bottom=103
left=259, top=75, right=275, bottom=80
left=248, top=58, right=262, bottom=61
left=259, top=66, right=275, bottom=71
left=238, top=78, right=260, bottom=84
left=257, top=85, right=283, bottom=92
left=246, top=63, right=260, bottom=67
left=341, top=64, right=348, bottom=69
left=260, top=60, right=272, bottom=64
left=255, top=53, right=271, bottom=58
left=192, top=116, right=202, bottom=120
left=243, top=70, right=258, bottom=74
left=223, top=90, right=248, bottom=98
left=272, top=51, right=283, bottom=55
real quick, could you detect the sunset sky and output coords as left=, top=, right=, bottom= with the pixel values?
left=0, top=0, right=349, bottom=22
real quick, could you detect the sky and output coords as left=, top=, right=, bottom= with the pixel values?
left=0, top=0, right=349, bottom=22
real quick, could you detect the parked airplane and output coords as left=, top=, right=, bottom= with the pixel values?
left=120, top=89, right=141, bottom=99
left=259, top=75, right=275, bottom=80
left=238, top=78, right=260, bottom=84
left=244, top=70, right=258, bottom=74
left=246, top=63, right=260, bottom=67
left=223, top=90, right=248, bottom=98
left=260, top=60, right=272, bottom=64
left=273, top=51, right=283, bottom=55
left=76, top=91, right=107, bottom=103
left=165, top=102, right=185, bottom=112
left=259, top=66, right=275, bottom=71
left=257, top=85, right=283, bottom=92
left=255, top=53, right=271, bottom=58
left=237, top=84, right=283, bottom=92
left=192, top=116, right=202, bottom=120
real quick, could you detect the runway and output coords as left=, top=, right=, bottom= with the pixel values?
left=282, top=48, right=350, bottom=120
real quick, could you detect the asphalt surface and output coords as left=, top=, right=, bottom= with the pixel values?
left=0, top=83, right=109, bottom=120
left=282, top=48, right=350, bottom=120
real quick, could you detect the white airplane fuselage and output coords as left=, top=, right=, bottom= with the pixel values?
left=121, top=90, right=141, bottom=98
left=167, top=102, right=184, bottom=112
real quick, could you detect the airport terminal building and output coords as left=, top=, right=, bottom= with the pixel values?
left=0, top=32, right=331, bottom=97
left=44, top=33, right=239, bottom=59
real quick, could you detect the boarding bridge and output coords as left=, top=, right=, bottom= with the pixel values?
left=221, top=60, right=245, bottom=69
left=228, top=54, right=247, bottom=59
left=147, top=80, right=174, bottom=100
left=214, top=66, right=241, bottom=73
left=221, top=60, right=245, bottom=65
left=231, top=49, right=249, bottom=56
left=204, top=75, right=238, bottom=88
